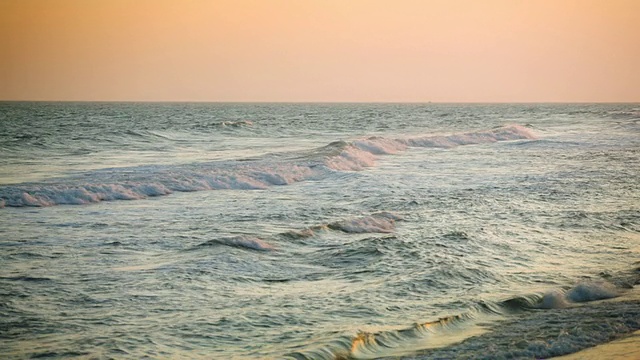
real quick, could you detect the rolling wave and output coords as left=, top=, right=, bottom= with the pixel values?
left=0, top=125, right=535, bottom=208
left=286, top=275, right=639, bottom=360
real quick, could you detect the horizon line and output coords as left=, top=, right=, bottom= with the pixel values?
left=1, top=100, right=639, bottom=105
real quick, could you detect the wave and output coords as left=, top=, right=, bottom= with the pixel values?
left=283, top=212, right=403, bottom=238
left=484, top=281, right=622, bottom=313
left=220, top=120, right=253, bottom=127
left=325, top=124, right=536, bottom=171
left=328, top=212, right=402, bottom=234
left=0, top=163, right=319, bottom=207
left=195, top=235, right=273, bottom=251
left=285, top=313, right=479, bottom=360
left=0, top=125, right=535, bottom=208
left=285, top=275, right=638, bottom=360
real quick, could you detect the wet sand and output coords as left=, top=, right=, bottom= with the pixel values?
left=554, top=330, right=640, bottom=360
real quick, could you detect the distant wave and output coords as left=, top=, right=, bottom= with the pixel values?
left=0, top=125, right=536, bottom=208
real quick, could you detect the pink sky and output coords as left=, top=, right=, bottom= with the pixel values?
left=1, top=0, right=639, bottom=102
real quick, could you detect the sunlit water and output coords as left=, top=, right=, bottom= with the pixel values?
left=1, top=103, right=639, bottom=359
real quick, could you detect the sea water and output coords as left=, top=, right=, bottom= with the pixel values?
left=0, top=103, right=639, bottom=359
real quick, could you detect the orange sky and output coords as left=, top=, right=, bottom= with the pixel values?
left=1, top=0, right=639, bottom=102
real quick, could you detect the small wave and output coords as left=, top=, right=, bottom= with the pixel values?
left=481, top=280, right=623, bottom=315
left=285, top=312, right=479, bottom=360
left=282, top=227, right=326, bottom=239
left=282, top=212, right=403, bottom=238
left=566, top=281, right=619, bottom=302
left=328, top=212, right=402, bottom=234
left=194, top=120, right=254, bottom=129
left=196, top=236, right=273, bottom=251
left=220, top=120, right=253, bottom=127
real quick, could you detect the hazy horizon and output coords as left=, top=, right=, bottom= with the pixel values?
left=2, top=0, right=639, bottom=102
left=2, top=100, right=640, bottom=104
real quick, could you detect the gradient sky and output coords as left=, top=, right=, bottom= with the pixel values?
left=1, top=0, right=639, bottom=102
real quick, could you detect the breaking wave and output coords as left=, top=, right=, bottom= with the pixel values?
left=484, top=281, right=622, bottom=313
left=286, top=277, right=639, bottom=360
left=0, top=125, right=535, bottom=208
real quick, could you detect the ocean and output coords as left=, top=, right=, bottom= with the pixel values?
left=0, top=102, right=639, bottom=359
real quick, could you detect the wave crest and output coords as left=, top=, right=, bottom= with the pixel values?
left=283, top=212, right=403, bottom=238
left=0, top=125, right=535, bottom=208
left=328, top=212, right=402, bottom=234
left=196, top=236, right=273, bottom=251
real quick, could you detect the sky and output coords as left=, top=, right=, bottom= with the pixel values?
left=1, top=0, right=639, bottom=102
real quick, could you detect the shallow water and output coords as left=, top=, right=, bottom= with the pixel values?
left=1, top=103, right=639, bottom=359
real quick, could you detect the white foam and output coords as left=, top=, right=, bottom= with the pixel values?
left=1, top=183, right=172, bottom=207
left=0, top=164, right=319, bottom=207
left=537, top=290, right=570, bottom=309
left=404, top=125, right=537, bottom=148
left=323, top=125, right=536, bottom=172
left=353, top=137, right=407, bottom=155
left=566, top=282, right=619, bottom=302
left=533, top=281, right=619, bottom=309
left=323, top=145, right=378, bottom=171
